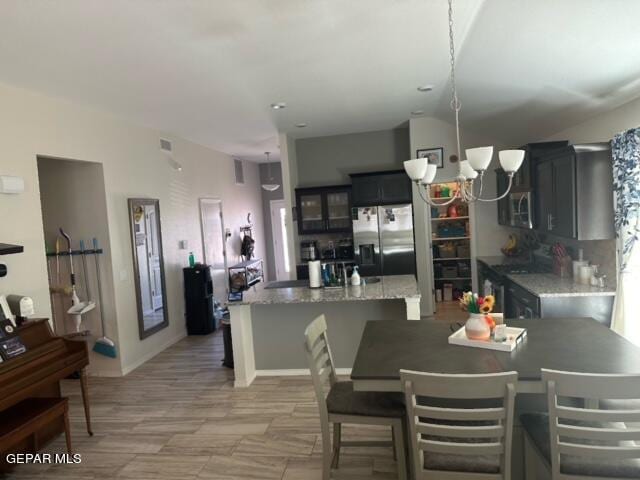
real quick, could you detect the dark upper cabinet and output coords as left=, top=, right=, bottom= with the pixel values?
left=295, top=185, right=352, bottom=235
left=496, top=169, right=510, bottom=226
left=350, top=170, right=412, bottom=207
left=513, top=141, right=569, bottom=192
left=535, top=143, right=614, bottom=240
left=351, top=176, right=380, bottom=206
left=552, top=154, right=577, bottom=238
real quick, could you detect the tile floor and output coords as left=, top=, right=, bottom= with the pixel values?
left=7, top=330, right=400, bottom=479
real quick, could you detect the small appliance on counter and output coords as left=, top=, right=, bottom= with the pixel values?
left=300, top=240, right=319, bottom=261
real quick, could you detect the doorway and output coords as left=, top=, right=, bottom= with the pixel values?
left=270, top=199, right=290, bottom=281
left=199, top=198, right=228, bottom=305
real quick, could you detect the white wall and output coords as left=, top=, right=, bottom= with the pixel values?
left=544, top=96, right=640, bottom=143
left=409, top=116, right=512, bottom=314
left=0, top=81, right=265, bottom=376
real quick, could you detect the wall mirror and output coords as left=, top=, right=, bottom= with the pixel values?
left=128, top=198, right=168, bottom=339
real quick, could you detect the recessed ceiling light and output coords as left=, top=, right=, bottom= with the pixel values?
left=271, top=102, right=287, bottom=109
left=411, top=110, right=425, bottom=116
left=295, top=123, right=307, bottom=128
left=417, top=85, right=434, bottom=92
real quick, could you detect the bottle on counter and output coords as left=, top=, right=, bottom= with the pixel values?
left=351, top=266, right=361, bottom=286
left=188, top=252, right=195, bottom=267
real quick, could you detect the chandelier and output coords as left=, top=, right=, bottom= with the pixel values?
left=404, top=0, right=524, bottom=207
left=261, top=152, right=280, bottom=192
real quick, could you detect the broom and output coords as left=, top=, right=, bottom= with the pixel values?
left=91, top=238, right=117, bottom=358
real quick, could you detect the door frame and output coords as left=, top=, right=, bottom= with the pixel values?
left=270, top=199, right=290, bottom=281
left=199, top=197, right=229, bottom=298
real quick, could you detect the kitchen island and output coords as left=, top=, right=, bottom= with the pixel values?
left=228, top=275, right=420, bottom=387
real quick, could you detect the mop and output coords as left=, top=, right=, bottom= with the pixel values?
left=91, top=238, right=117, bottom=358
left=60, top=228, right=95, bottom=332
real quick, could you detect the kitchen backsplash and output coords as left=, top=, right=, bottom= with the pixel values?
left=540, top=233, right=617, bottom=288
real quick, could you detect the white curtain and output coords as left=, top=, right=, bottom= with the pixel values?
left=611, top=128, right=640, bottom=346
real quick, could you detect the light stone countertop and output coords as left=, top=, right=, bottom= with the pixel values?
left=231, top=274, right=420, bottom=306
left=476, top=256, right=616, bottom=298
left=505, top=273, right=616, bottom=298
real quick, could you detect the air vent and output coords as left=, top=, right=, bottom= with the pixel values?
left=160, top=138, right=172, bottom=152
left=234, top=159, right=244, bottom=185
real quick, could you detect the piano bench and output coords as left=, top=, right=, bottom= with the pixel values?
left=0, top=397, right=71, bottom=456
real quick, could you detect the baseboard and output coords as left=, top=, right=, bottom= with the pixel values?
left=120, top=331, right=187, bottom=376
left=256, top=368, right=352, bottom=377
left=234, top=371, right=257, bottom=388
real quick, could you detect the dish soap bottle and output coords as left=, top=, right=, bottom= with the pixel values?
left=188, top=252, right=195, bottom=268
left=351, top=266, right=361, bottom=286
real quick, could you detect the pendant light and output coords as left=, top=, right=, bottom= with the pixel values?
left=404, top=0, right=524, bottom=206
left=261, top=152, right=280, bottom=192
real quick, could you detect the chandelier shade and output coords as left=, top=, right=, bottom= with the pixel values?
left=499, top=150, right=525, bottom=173
left=423, top=163, right=438, bottom=184
left=404, top=158, right=429, bottom=181
left=466, top=146, right=494, bottom=172
left=459, top=160, right=479, bottom=180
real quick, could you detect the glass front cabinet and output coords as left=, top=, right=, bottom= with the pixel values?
left=296, top=186, right=352, bottom=234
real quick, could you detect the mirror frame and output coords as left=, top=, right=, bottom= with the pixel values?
left=127, top=198, right=169, bottom=340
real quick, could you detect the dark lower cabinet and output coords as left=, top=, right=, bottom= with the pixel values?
left=504, top=279, right=613, bottom=326
left=350, top=170, right=412, bottom=207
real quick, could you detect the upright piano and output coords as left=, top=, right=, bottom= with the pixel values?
left=0, top=319, right=91, bottom=458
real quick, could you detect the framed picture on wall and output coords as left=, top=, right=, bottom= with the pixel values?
left=417, top=147, right=444, bottom=168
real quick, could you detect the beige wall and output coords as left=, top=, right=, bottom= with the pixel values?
left=544, top=96, right=640, bottom=143
left=0, top=81, right=265, bottom=376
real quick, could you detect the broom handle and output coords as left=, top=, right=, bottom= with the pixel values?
left=80, top=240, right=92, bottom=300
left=93, top=238, right=107, bottom=336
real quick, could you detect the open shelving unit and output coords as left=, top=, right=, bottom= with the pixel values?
left=429, top=181, right=473, bottom=311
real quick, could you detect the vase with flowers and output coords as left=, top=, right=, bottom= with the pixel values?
left=459, top=292, right=496, bottom=341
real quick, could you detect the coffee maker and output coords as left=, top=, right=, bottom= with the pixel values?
left=300, top=240, right=319, bottom=261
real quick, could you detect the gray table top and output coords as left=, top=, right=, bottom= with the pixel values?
left=351, top=318, right=640, bottom=382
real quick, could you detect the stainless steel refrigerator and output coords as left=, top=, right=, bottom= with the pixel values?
left=352, top=204, right=416, bottom=277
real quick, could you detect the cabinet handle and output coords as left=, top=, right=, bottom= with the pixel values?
left=549, top=214, right=555, bottom=231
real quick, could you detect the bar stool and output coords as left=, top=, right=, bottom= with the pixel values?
left=304, top=314, right=407, bottom=480
left=521, top=369, right=640, bottom=479
left=401, top=369, right=518, bottom=479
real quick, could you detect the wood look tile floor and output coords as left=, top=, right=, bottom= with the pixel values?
left=7, top=331, right=399, bottom=480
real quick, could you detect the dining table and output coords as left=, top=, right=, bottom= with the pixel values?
left=351, top=318, right=640, bottom=393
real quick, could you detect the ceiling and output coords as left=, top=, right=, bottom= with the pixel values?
left=0, top=0, right=639, bottom=162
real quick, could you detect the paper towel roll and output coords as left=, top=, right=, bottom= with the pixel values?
left=308, top=261, right=322, bottom=288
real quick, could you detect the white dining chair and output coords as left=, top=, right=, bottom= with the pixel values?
left=521, top=369, right=640, bottom=480
left=400, top=369, right=518, bottom=480
left=304, top=315, right=407, bottom=480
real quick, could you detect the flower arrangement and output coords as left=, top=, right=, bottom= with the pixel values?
left=459, top=292, right=495, bottom=314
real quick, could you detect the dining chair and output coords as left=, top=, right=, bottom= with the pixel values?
left=303, top=315, right=407, bottom=480
left=521, top=369, right=640, bottom=480
left=400, top=369, right=518, bottom=480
